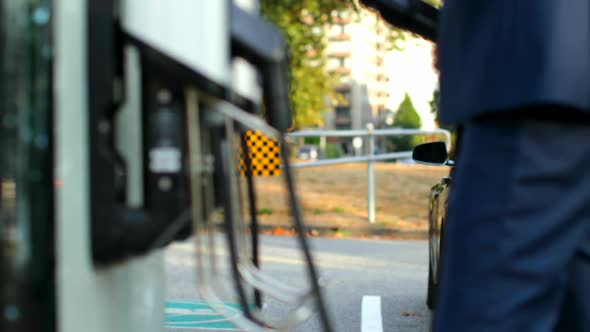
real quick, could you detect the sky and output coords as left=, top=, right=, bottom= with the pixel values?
left=385, top=38, right=439, bottom=130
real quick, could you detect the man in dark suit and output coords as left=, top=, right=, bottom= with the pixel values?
left=360, top=0, right=590, bottom=330
left=434, top=1, right=590, bottom=331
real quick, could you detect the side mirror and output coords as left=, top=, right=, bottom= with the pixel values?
left=412, top=141, right=448, bottom=165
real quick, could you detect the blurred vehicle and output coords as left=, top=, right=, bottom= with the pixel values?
left=397, top=157, right=416, bottom=165
left=412, top=141, right=453, bottom=309
left=297, top=145, right=318, bottom=161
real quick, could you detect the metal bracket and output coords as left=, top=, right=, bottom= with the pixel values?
left=230, top=4, right=292, bottom=132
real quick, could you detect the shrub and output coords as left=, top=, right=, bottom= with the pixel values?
left=304, top=136, right=320, bottom=145
left=389, top=93, right=423, bottom=152
left=325, top=143, right=342, bottom=159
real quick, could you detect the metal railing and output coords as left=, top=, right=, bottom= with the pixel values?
left=286, top=125, right=452, bottom=223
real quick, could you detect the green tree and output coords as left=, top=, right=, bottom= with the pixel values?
left=425, top=0, right=443, bottom=6
left=390, top=93, right=422, bottom=151
left=260, top=0, right=356, bottom=129
left=429, top=88, right=440, bottom=117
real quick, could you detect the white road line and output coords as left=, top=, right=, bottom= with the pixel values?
left=361, top=296, right=383, bottom=332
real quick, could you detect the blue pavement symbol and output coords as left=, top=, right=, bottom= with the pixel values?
left=165, top=300, right=242, bottom=330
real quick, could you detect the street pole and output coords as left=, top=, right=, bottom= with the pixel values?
left=367, top=123, right=376, bottom=223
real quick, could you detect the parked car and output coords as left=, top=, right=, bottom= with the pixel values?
left=296, top=145, right=318, bottom=161
left=412, top=141, right=453, bottom=310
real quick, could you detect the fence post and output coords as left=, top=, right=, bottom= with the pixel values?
left=367, top=123, right=375, bottom=223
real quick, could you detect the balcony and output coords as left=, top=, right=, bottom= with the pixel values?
left=336, top=67, right=351, bottom=75
left=329, top=67, right=351, bottom=75
left=332, top=16, right=351, bottom=24
left=375, top=73, right=388, bottom=81
left=335, top=116, right=352, bottom=125
left=329, top=33, right=351, bottom=42
left=328, top=50, right=351, bottom=58
left=375, top=55, right=385, bottom=66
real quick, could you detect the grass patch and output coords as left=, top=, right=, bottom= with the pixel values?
left=253, top=163, right=450, bottom=230
left=257, top=208, right=273, bottom=216
left=332, top=207, right=346, bottom=214
left=333, top=230, right=349, bottom=238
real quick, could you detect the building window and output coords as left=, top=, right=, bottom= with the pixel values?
left=335, top=106, right=351, bottom=118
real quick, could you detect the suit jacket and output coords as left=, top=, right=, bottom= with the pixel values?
left=438, top=1, right=590, bottom=124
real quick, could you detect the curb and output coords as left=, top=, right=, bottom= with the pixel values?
left=258, top=224, right=428, bottom=240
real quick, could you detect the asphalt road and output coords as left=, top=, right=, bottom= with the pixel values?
left=165, top=235, right=431, bottom=332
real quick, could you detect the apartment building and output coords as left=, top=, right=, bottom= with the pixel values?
left=324, top=8, right=391, bottom=131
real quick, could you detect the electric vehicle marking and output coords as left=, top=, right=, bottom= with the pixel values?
left=165, top=300, right=241, bottom=330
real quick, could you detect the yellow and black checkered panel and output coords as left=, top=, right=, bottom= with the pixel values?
left=239, top=130, right=281, bottom=176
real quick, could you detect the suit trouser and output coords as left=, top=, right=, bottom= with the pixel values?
left=432, top=111, right=590, bottom=332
